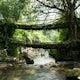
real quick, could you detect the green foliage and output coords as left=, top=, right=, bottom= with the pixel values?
left=31, top=31, right=49, bottom=43
left=0, top=0, right=26, bottom=56
left=49, top=49, right=60, bottom=60
left=18, top=0, right=39, bottom=24
left=0, top=0, right=26, bottom=22
left=59, top=29, right=69, bottom=41
left=13, top=29, right=27, bottom=42
left=43, top=30, right=60, bottom=42
left=7, top=44, right=19, bottom=57
left=13, top=30, right=49, bottom=43
left=0, top=0, right=60, bottom=57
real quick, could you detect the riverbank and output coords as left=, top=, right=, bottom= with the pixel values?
left=0, top=61, right=80, bottom=80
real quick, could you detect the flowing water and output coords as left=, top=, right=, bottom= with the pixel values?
left=0, top=65, right=66, bottom=80
left=0, top=48, right=66, bottom=80
left=34, top=51, right=55, bottom=65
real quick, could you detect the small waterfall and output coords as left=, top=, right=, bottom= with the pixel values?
left=34, top=51, right=55, bottom=65
left=21, top=47, right=55, bottom=65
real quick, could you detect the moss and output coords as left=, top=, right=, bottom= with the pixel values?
left=67, top=69, right=80, bottom=77
left=49, top=49, right=60, bottom=60
left=7, top=44, right=19, bottom=57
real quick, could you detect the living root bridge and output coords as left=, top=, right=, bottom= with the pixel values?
left=9, top=39, right=80, bottom=49
left=0, top=23, right=68, bottom=30
left=16, top=23, right=67, bottom=30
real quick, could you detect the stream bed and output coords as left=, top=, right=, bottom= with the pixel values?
left=0, top=64, right=66, bottom=80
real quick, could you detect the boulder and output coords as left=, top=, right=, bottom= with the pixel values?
left=48, top=62, right=57, bottom=68
left=23, top=56, right=34, bottom=64
left=66, top=76, right=79, bottom=80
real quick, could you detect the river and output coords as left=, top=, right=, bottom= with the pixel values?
left=0, top=64, right=66, bottom=80
left=0, top=48, right=79, bottom=80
